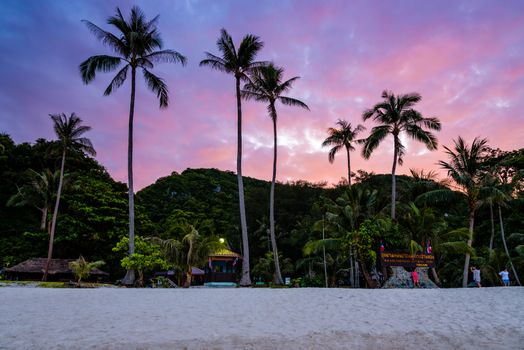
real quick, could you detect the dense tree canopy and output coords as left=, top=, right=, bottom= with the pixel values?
left=1, top=133, right=523, bottom=288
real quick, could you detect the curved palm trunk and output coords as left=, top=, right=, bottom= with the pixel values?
left=123, top=66, right=137, bottom=285
left=462, top=208, right=475, bottom=287
left=269, top=107, right=283, bottom=285
left=498, top=205, right=521, bottom=286
left=43, top=149, right=66, bottom=281
left=236, top=77, right=251, bottom=286
left=359, top=261, right=377, bottom=288
left=346, top=146, right=352, bottom=188
left=391, top=137, right=398, bottom=220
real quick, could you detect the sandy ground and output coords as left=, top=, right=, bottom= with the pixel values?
left=0, top=287, right=523, bottom=349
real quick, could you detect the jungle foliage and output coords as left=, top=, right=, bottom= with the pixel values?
left=1, top=133, right=523, bottom=287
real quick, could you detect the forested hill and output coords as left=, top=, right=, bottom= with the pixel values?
left=136, top=168, right=330, bottom=262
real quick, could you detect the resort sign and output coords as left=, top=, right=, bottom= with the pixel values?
left=381, top=252, right=435, bottom=268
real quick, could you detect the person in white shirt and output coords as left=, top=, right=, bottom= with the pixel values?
left=499, top=268, right=510, bottom=287
left=470, top=266, right=481, bottom=287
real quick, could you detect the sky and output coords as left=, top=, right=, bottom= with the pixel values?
left=1, top=0, right=523, bottom=190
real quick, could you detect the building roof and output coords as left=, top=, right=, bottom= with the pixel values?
left=191, top=266, right=205, bottom=275
left=209, top=248, right=242, bottom=259
left=5, top=258, right=108, bottom=275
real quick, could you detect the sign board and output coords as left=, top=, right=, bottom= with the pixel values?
left=380, top=252, right=435, bottom=268
left=285, top=277, right=291, bottom=285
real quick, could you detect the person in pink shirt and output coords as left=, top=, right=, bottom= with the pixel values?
left=411, top=270, right=420, bottom=288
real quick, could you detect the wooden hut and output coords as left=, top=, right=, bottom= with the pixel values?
left=204, top=248, right=242, bottom=283
left=4, top=258, right=109, bottom=282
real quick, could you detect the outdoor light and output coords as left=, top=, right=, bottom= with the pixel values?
left=219, top=238, right=225, bottom=244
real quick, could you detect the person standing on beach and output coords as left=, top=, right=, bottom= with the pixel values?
left=471, top=266, right=481, bottom=287
left=411, top=270, right=420, bottom=288
left=499, top=268, right=510, bottom=287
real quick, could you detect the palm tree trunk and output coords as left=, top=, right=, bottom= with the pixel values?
left=489, top=203, right=495, bottom=257
left=349, top=247, right=354, bottom=287
left=391, top=138, right=398, bottom=220
left=123, top=66, right=137, bottom=285
left=269, top=107, right=283, bottom=285
left=236, top=77, right=251, bottom=287
left=40, top=207, right=47, bottom=231
left=431, top=267, right=441, bottom=286
left=43, top=149, right=66, bottom=281
left=346, top=146, right=352, bottom=188
left=462, top=209, right=475, bottom=288
left=359, top=261, right=377, bottom=288
left=498, top=205, right=521, bottom=286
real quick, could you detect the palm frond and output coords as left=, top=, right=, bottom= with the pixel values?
left=362, top=125, right=389, bottom=159
left=328, top=145, right=342, bottom=163
left=143, top=69, right=169, bottom=108
left=81, top=20, right=128, bottom=56
left=103, top=64, right=129, bottom=96
left=405, top=124, right=438, bottom=150
left=200, top=52, right=229, bottom=72
left=144, top=49, right=187, bottom=66
left=279, top=96, right=309, bottom=110
left=438, top=241, right=475, bottom=255
left=79, top=55, right=122, bottom=84
left=303, top=238, right=342, bottom=256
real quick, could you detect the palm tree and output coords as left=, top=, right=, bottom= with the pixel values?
left=322, top=120, right=365, bottom=187
left=69, top=256, right=105, bottom=286
left=482, top=168, right=522, bottom=286
left=242, top=63, right=309, bottom=285
left=7, top=169, right=60, bottom=231
left=438, top=136, right=488, bottom=287
left=362, top=91, right=441, bottom=219
left=80, top=6, right=187, bottom=285
left=44, top=113, right=96, bottom=281
left=200, top=28, right=265, bottom=286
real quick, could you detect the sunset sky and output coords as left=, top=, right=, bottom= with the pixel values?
left=1, top=0, right=523, bottom=190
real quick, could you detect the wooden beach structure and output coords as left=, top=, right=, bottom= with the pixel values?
left=4, top=258, right=109, bottom=282
left=204, top=248, right=242, bottom=284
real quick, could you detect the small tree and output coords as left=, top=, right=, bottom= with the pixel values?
left=69, top=256, right=105, bottom=285
left=113, top=236, right=169, bottom=286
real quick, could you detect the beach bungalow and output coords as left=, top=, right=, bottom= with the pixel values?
left=4, top=258, right=109, bottom=282
left=204, top=248, right=242, bottom=284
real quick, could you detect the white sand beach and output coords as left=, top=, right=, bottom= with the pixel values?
left=1, top=287, right=523, bottom=349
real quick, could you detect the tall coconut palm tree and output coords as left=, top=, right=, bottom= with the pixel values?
left=200, top=29, right=265, bottom=286
left=80, top=6, right=187, bottom=284
left=362, top=91, right=441, bottom=219
left=322, top=120, right=365, bottom=188
left=438, top=136, right=488, bottom=287
left=44, top=113, right=96, bottom=281
left=242, top=63, right=309, bottom=285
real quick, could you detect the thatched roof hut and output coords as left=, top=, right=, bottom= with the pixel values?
left=5, top=258, right=108, bottom=282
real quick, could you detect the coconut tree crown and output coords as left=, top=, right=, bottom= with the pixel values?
left=242, top=63, right=309, bottom=120
left=438, top=136, right=489, bottom=191
left=50, top=113, right=96, bottom=157
left=322, top=119, right=366, bottom=164
left=200, top=28, right=266, bottom=80
left=80, top=6, right=187, bottom=107
left=362, top=90, right=441, bottom=165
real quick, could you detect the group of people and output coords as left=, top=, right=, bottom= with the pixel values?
left=409, top=267, right=512, bottom=288
left=470, top=266, right=511, bottom=288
